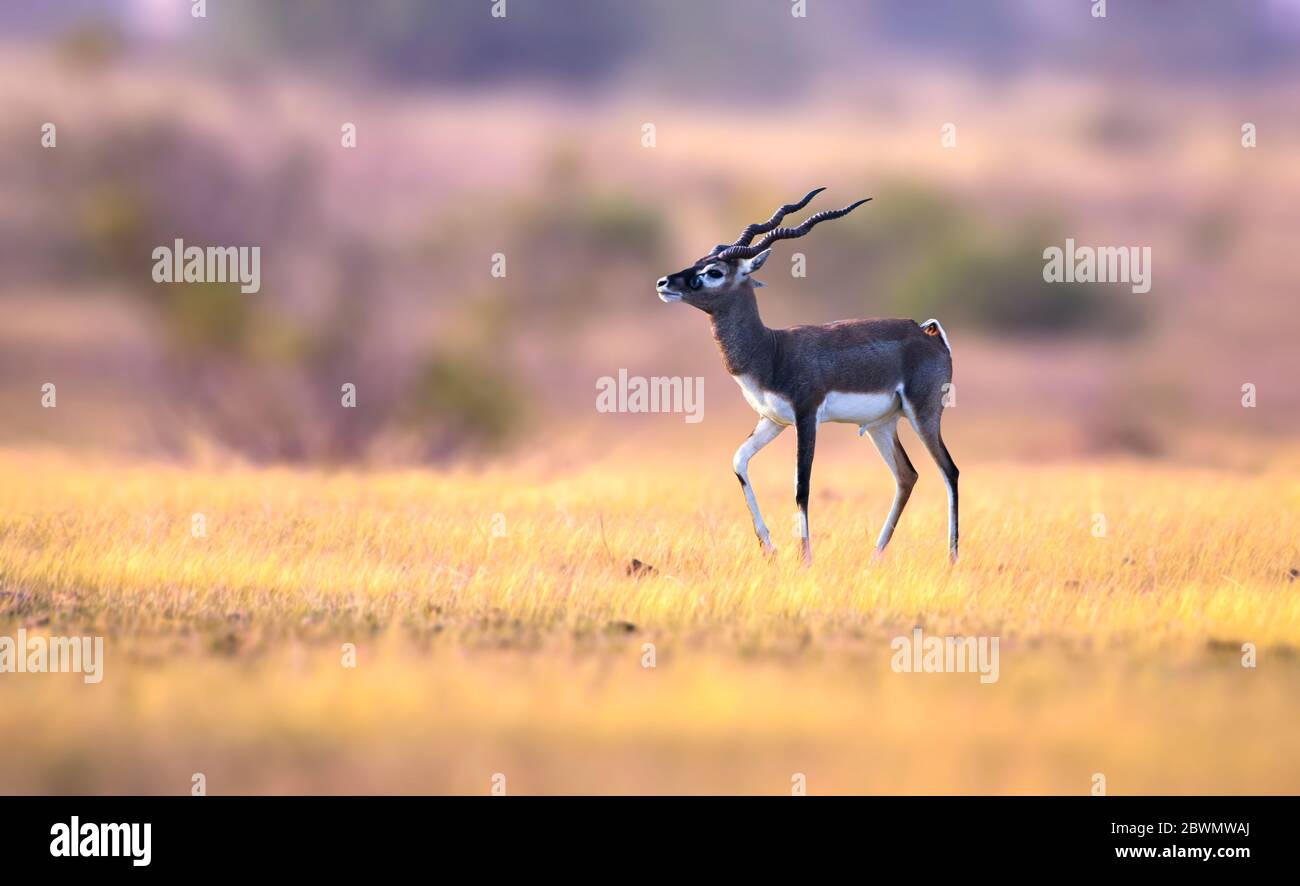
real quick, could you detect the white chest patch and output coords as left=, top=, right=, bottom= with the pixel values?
left=732, top=374, right=796, bottom=425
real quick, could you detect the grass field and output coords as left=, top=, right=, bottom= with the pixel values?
left=1, top=445, right=1298, bottom=794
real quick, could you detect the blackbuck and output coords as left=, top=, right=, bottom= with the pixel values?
left=656, top=189, right=958, bottom=565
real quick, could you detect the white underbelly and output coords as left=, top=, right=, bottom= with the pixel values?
left=733, top=375, right=899, bottom=428
left=818, top=390, right=899, bottom=425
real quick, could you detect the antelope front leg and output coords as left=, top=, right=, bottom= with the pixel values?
left=733, top=418, right=785, bottom=554
left=794, top=411, right=818, bottom=565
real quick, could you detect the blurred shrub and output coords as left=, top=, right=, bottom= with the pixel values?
left=42, top=109, right=539, bottom=462
left=78, top=184, right=149, bottom=277
left=1080, top=105, right=1164, bottom=152
left=579, top=195, right=665, bottom=258
left=406, top=350, right=528, bottom=457
left=426, top=173, right=665, bottom=327
left=812, top=184, right=965, bottom=274
left=812, top=183, right=1146, bottom=337
left=160, top=283, right=255, bottom=355
left=1184, top=206, right=1238, bottom=261
left=885, top=228, right=1144, bottom=336
left=525, top=191, right=665, bottom=262
left=56, top=21, right=123, bottom=70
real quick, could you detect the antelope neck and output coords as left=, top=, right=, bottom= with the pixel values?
left=707, top=283, right=776, bottom=379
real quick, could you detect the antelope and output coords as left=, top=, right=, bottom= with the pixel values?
left=655, top=189, right=958, bottom=565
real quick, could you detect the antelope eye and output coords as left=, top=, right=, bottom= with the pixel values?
left=689, top=276, right=703, bottom=289
left=706, top=270, right=724, bottom=279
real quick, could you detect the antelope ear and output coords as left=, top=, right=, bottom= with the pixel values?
left=740, top=248, right=772, bottom=276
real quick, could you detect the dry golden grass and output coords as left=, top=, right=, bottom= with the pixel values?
left=1, top=446, right=1297, bottom=794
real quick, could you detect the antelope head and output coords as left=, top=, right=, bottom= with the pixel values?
left=655, top=188, right=871, bottom=312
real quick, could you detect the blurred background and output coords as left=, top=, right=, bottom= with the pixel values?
left=2, top=0, right=1298, bottom=466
